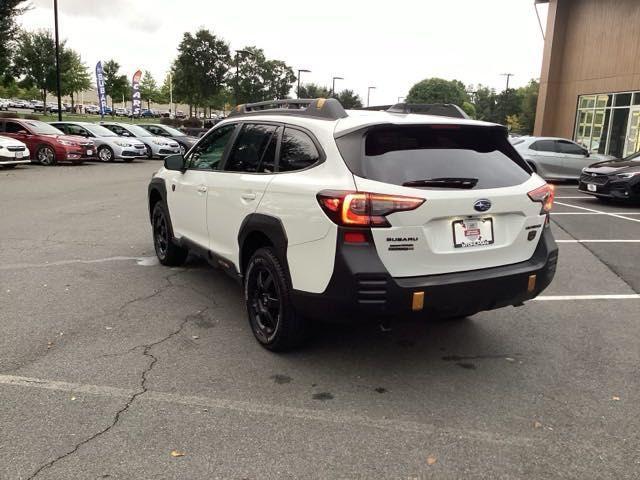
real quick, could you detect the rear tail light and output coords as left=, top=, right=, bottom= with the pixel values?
left=317, top=190, right=425, bottom=228
left=528, top=183, right=555, bottom=214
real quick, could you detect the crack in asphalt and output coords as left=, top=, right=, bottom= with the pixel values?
left=551, top=219, right=639, bottom=294
left=25, top=307, right=208, bottom=479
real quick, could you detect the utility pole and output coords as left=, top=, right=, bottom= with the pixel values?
left=297, top=69, right=311, bottom=98
left=53, top=0, right=62, bottom=121
left=169, top=72, right=173, bottom=117
left=501, top=73, right=514, bottom=91
left=367, top=86, right=376, bottom=107
left=397, top=96, right=405, bottom=103
left=331, top=76, right=343, bottom=97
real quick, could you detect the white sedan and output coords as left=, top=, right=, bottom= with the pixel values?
left=0, top=136, right=30, bottom=169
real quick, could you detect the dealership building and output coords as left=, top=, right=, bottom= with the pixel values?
left=534, top=0, right=640, bottom=158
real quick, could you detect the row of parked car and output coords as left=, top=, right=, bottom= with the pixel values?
left=0, top=117, right=199, bottom=167
left=0, top=98, right=183, bottom=118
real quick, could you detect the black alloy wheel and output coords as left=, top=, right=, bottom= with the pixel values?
left=247, top=264, right=282, bottom=344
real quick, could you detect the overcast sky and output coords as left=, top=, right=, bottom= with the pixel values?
left=20, top=0, right=548, bottom=105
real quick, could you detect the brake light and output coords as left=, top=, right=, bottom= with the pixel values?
left=528, top=184, right=555, bottom=214
left=317, top=190, right=425, bottom=227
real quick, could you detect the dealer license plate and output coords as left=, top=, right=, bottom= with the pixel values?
left=453, top=217, right=494, bottom=249
left=587, top=184, right=597, bottom=192
left=86, top=149, right=93, bottom=156
left=15, top=151, right=22, bottom=159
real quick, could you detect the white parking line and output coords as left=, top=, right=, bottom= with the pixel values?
left=552, top=212, right=640, bottom=215
left=556, top=239, right=640, bottom=243
left=0, top=374, right=533, bottom=446
left=534, top=294, right=640, bottom=301
left=554, top=201, right=640, bottom=223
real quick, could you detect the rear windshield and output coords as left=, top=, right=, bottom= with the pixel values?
left=336, top=125, right=531, bottom=189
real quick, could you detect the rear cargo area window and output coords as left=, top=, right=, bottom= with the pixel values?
left=338, top=125, right=531, bottom=189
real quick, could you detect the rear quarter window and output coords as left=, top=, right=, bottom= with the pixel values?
left=336, top=125, right=531, bottom=189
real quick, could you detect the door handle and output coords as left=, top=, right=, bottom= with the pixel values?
left=241, top=192, right=256, bottom=201
left=197, top=185, right=207, bottom=193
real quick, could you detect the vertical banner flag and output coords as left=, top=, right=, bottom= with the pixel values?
left=95, top=61, right=107, bottom=116
left=132, top=70, right=142, bottom=117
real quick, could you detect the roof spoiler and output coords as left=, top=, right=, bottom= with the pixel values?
left=228, top=98, right=348, bottom=120
left=387, top=103, right=469, bottom=119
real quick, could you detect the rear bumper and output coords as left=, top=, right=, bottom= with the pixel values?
left=292, top=228, right=558, bottom=320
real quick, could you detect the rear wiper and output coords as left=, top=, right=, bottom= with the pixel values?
left=402, top=177, right=479, bottom=189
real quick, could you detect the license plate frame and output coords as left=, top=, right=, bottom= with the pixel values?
left=452, top=217, right=494, bottom=249
left=587, top=183, right=597, bottom=192
left=15, top=151, right=22, bottom=159
left=86, top=149, right=93, bottom=156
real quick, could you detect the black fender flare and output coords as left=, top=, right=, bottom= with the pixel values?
left=238, top=214, right=288, bottom=275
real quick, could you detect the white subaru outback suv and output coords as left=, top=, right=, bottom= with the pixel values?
left=148, top=99, right=558, bottom=351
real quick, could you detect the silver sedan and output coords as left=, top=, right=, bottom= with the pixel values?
left=50, top=121, right=147, bottom=162
left=99, top=122, right=181, bottom=159
left=511, top=136, right=615, bottom=180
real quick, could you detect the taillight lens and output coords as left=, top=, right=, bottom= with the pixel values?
left=317, top=190, right=425, bottom=227
left=528, top=184, right=555, bottom=214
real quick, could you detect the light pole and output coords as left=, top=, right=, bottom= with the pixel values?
left=297, top=69, right=311, bottom=99
left=331, top=76, right=343, bottom=97
left=367, top=86, right=376, bottom=107
left=53, top=0, right=62, bottom=121
left=169, top=72, right=173, bottom=117
left=235, top=49, right=253, bottom=106
left=501, top=73, right=514, bottom=91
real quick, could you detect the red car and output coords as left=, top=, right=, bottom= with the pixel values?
left=0, top=118, right=96, bottom=165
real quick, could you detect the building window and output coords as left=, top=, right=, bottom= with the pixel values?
left=575, top=91, right=640, bottom=158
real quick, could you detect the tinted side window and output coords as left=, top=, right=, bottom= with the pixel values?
left=146, top=125, right=163, bottom=135
left=278, top=128, right=320, bottom=172
left=557, top=140, right=585, bottom=155
left=104, top=125, right=124, bottom=135
left=225, top=124, right=278, bottom=173
left=188, top=124, right=236, bottom=170
left=5, top=121, right=25, bottom=134
left=67, top=124, right=88, bottom=136
left=531, top=140, right=557, bottom=152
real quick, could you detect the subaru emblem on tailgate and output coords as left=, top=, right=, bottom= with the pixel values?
left=474, top=199, right=492, bottom=212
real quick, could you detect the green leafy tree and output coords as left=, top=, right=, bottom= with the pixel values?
left=406, top=78, right=469, bottom=106
left=172, top=29, right=230, bottom=115
left=0, top=0, right=28, bottom=81
left=298, top=83, right=330, bottom=99
left=494, top=88, right=523, bottom=127
left=102, top=59, right=129, bottom=111
left=140, top=70, right=159, bottom=109
left=233, top=47, right=296, bottom=103
left=57, top=49, right=90, bottom=110
left=335, top=89, right=363, bottom=109
left=12, top=30, right=58, bottom=105
left=462, top=101, right=477, bottom=119
left=518, top=79, right=539, bottom=135
left=471, top=85, right=498, bottom=123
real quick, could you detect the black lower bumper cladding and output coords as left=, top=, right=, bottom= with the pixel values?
left=292, top=228, right=558, bottom=321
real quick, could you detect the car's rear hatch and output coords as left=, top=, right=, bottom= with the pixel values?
left=335, top=123, right=549, bottom=277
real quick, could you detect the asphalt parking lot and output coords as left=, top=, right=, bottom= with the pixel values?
left=1, top=162, right=639, bottom=479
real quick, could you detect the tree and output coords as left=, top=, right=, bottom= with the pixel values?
left=12, top=30, right=58, bottom=105
left=140, top=70, right=159, bottom=109
left=233, top=47, right=296, bottom=104
left=406, top=78, right=469, bottom=106
left=0, top=0, right=28, bottom=81
left=172, top=29, right=230, bottom=116
left=494, top=89, right=523, bottom=127
left=102, top=59, right=129, bottom=111
left=471, top=84, right=498, bottom=123
left=57, top=49, right=90, bottom=110
left=298, top=83, right=330, bottom=99
left=335, top=89, right=363, bottom=109
left=518, top=79, right=539, bottom=135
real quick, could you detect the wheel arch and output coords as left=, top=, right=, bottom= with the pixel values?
left=238, top=214, right=288, bottom=277
left=148, top=177, right=167, bottom=222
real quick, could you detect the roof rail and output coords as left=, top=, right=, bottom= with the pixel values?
left=228, top=98, right=348, bottom=120
left=387, top=103, right=469, bottom=119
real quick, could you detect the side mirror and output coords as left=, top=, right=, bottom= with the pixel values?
left=584, top=150, right=590, bottom=158
left=17, top=129, right=29, bottom=135
left=164, top=154, right=185, bottom=171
